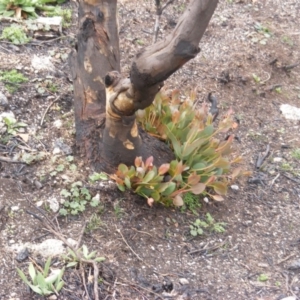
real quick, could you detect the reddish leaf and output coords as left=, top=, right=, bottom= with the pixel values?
left=231, top=167, right=242, bottom=179
left=147, top=198, right=154, bottom=207
left=173, top=194, right=184, bottom=207
left=210, top=181, right=227, bottom=195
left=211, top=194, right=224, bottom=201
left=158, top=163, right=170, bottom=175
left=145, top=156, right=154, bottom=169
left=188, top=173, right=201, bottom=185
left=190, top=183, right=206, bottom=195
left=134, top=157, right=143, bottom=168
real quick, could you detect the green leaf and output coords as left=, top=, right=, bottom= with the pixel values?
left=190, top=229, right=197, bottom=236
left=161, top=182, right=176, bottom=196
left=143, top=170, right=156, bottom=183
left=95, top=257, right=105, bottom=262
left=17, top=268, right=31, bottom=285
left=28, top=263, right=37, bottom=283
left=66, top=261, right=78, bottom=268
left=55, top=280, right=64, bottom=292
left=43, top=257, right=51, bottom=277
left=89, top=172, right=108, bottom=182
left=87, top=251, right=97, bottom=259
left=59, top=208, right=68, bottom=216
left=210, top=181, right=228, bottom=195
left=60, top=189, right=71, bottom=197
left=82, top=245, right=88, bottom=258
left=36, top=272, right=47, bottom=290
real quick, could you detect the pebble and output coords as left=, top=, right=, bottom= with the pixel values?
left=288, top=259, right=300, bottom=270
left=11, top=206, right=19, bottom=211
left=231, top=185, right=239, bottom=191
left=0, top=92, right=9, bottom=108
left=179, top=278, right=189, bottom=285
left=16, top=247, right=29, bottom=262
left=280, top=297, right=296, bottom=300
left=273, top=157, right=283, bottom=162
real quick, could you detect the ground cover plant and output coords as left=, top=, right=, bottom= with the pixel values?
left=112, top=90, right=242, bottom=207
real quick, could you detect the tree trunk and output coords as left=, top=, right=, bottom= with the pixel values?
left=70, top=0, right=219, bottom=172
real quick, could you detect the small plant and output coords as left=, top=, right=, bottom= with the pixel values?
left=0, top=25, right=30, bottom=45
left=112, top=90, right=242, bottom=207
left=291, top=148, right=300, bottom=160
left=190, top=213, right=226, bottom=237
left=59, top=182, right=98, bottom=216
left=0, top=0, right=66, bottom=19
left=1, top=113, right=27, bottom=135
left=258, top=274, right=269, bottom=282
left=64, top=245, right=105, bottom=268
left=181, top=192, right=201, bottom=215
left=89, top=172, right=109, bottom=182
left=86, top=213, right=102, bottom=233
left=252, top=73, right=261, bottom=84
left=17, top=257, right=64, bottom=296
left=0, top=69, right=28, bottom=93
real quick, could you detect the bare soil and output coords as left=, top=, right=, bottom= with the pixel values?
left=1, top=0, right=300, bottom=299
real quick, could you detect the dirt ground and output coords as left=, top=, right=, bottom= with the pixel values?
left=1, top=0, right=300, bottom=299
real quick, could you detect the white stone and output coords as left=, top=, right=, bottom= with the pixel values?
left=231, top=185, right=239, bottom=190
left=179, top=278, right=189, bottom=285
left=280, top=104, right=300, bottom=120
left=11, top=206, right=19, bottom=211
left=31, top=55, right=55, bottom=72
left=31, top=239, right=65, bottom=257
left=53, top=119, right=62, bottom=128
left=273, top=157, right=282, bottom=162
left=47, top=196, right=59, bottom=213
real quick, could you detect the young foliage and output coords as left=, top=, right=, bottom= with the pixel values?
left=190, top=213, right=226, bottom=237
left=63, top=245, right=105, bottom=268
left=112, top=90, right=242, bottom=206
left=0, top=25, right=30, bottom=45
left=0, top=0, right=66, bottom=19
left=17, top=257, right=65, bottom=296
left=0, top=69, right=28, bottom=92
left=59, top=182, right=98, bottom=216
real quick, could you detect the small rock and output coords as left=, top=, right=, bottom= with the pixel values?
left=179, top=278, right=189, bottom=285
left=288, top=259, right=300, bottom=270
left=16, top=247, right=29, bottom=262
left=280, top=104, right=300, bottom=120
left=273, top=157, right=283, bottom=162
left=54, top=139, right=73, bottom=155
left=48, top=295, right=57, bottom=300
left=0, top=92, right=9, bottom=108
left=47, top=197, right=59, bottom=213
left=31, top=239, right=65, bottom=257
left=53, top=119, right=62, bottom=128
left=11, top=206, right=19, bottom=211
left=31, top=55, right=55, bottom=72
left=67, top=238, right=78, bottom=248
left=280, top=297, right=296, bottom=300
left=231, top=185, right=239, bottom=191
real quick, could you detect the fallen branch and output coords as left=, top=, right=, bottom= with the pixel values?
left=256, top=144, right=270, bottom=169
left=0, top=155, right=25, bottom=164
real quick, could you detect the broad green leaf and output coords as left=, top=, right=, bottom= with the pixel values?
left=16, top=268, right=30, bottom=285
left=118, top=163, right=128, bottom=174
left=36, top=272, right=47, bottom=290
left=55, top=280, right=64, bottom=292
left=161, top=182, right=176, bottom=196
left=143, top=170, right=156, bottom=183
left=66, top=262, right=78, bottom=268
left=82, top=245, right=88, bottom=258
left=28, top=263, right=37, bottom=283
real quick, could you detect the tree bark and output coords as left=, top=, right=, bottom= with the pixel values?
left=70, top=0, right=219, bottom=172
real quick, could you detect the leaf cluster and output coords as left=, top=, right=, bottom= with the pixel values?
left=113, top=90, right=242, bottom=206
left=190, top=213, right=226, bottom=237
left=2, top=113, right=27, bottom=135
left=17, top=257, right=64, bottom=296
left=0, top=0, right=66, bottom=19
left=59, top=182, right=99, bottom=216
left=0, top=69, right=28, bottom=92
left=63, top=245, right=105, bottom=268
